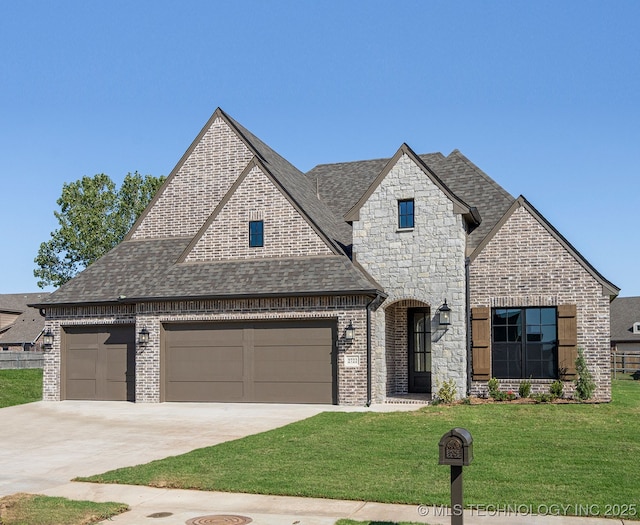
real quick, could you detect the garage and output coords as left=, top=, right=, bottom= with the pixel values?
left=64, top=325, right=136, bottom=401
left=163, top=320, right=336, bottom=403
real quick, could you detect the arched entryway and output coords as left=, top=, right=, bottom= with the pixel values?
left=384, top=299, right=433, bottom=396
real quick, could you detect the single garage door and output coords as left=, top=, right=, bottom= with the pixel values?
left=64, top=325, right=135, bottom=401
left=163, top=320, right=336, bottom=403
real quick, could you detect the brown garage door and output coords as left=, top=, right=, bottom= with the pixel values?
left=163, top=320, right=336, bottom=403
left=64, top=325, right=135, bottom=401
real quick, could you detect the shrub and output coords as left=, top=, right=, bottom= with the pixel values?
left=533, top=393, right=553, bottom=403
left=574, top=348, right=595, bottom=401
left=505, top=390, right=516, bottom=401
left=550, top=380, right=564, bottom=399
left=487, top=377, right=500, bottom=399
left=518, top=379, right=532, bottom=398
left=435, top=379, right=457, bottom=404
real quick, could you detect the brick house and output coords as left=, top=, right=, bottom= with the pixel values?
left=34, top=108, right=618, bottom=404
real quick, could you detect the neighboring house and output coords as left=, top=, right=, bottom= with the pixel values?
left=0, top=293, right=49, bottom=351
left=610, top=296, right=640, bottom=376
left=33, top=108, right=619, bottom=404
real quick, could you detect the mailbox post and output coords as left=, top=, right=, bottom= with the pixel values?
left=439, top=428, right=473, bottom=525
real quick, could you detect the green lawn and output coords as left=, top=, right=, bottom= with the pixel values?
left=0, top=493, right=128, bottom=525
left=79, top=380, right=640, bottom=519
left=0, top=368, right=42, bottom=408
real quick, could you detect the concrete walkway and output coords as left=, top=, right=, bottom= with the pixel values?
left=42, top=482, right=630, bottom=525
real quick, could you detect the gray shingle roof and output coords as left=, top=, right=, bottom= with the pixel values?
left=223, top=111, right=353, bottom=250
left=36, top=238, right=381, bottom=306
left=611, top=296, right=640, bottom=342
left=0, top=293, right=49, bottom=344
left=306, top=149, right=515, bottom=252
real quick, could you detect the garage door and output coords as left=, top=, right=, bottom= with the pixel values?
left=64, top=325, right=135, bottom=401
left=163, top=320, right=336, bottom=403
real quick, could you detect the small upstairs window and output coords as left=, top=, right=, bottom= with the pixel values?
left=633, top=322, right=640, bottom=334
left=398, top=199, right=414, bottom=229
left=249, top=220, right=264, bottom=247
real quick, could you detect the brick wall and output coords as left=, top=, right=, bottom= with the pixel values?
left=353, top=153, right=468, bottom=400
left=469, top=204, right=612, bottom=401
left=43, top=297, right=370, bottom=406
left=131, top=117, right=253, bottom=239
left=184, top=165, right=333, bottom=261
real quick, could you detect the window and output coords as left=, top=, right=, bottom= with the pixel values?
left=249, top=220, right=263, bottom=247
left=398, top=199, right=414, bottom=229
left=492, top=307, right=557, bottom=379
left=634, top=322, right=640, bottom=335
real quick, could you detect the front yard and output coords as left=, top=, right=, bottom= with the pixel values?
left=80, top=380, right=640, bottom=519
left=0, top=368, right=42, bottom=408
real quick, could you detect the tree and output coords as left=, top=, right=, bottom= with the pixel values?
left=34, top=172, right=165, bottom=288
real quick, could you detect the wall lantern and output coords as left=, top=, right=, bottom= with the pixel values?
left=438, top=299, right=451, bottom=326
left=42, top=330, right=54, bottom=352
left=138, top=328, right=150, bottom=346
left=344, top=321, right=355, bottom=342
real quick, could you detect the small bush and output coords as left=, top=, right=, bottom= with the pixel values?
left=518, top=379, right=532, bottom=398
left=505, top=390, right=516, bottom=401
left=574, top=348, right=595, bottom=401
left=435, top=379, right=457, bottom=404
left=550, top=380, right=564, bottom=399
left=487, top=377, right=500, bottom=399
left=533, top=393, right=553, bottom=403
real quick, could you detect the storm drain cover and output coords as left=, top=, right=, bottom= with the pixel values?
left=185, top=516, right=253, bottom=525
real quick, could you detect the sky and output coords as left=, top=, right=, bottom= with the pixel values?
left=1, top=0, right=638, bottom=296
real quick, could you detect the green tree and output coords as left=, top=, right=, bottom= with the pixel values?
left=34, top=172, right=165, bottom=288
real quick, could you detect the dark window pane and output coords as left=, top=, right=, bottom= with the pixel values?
left=398, top=199, right=414, bottom=228
left=494, top=326, right=507, bottom=342
left=249, top=220, right=264, bottom=247
left=527, top=308, right=541, bottom=325
left=507, top=325, right=522, bottom=342
left=494, top=309, right=509, bottom=325
left=540, top=308, right=556, bottom=325
left=541, top=325, right=556, bottom=343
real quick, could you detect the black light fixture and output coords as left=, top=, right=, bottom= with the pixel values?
left=138, top=328, right=150, bottom=346
left=344, top=321, right=355, bottom=342
left=439, top=300, right=451, bottom=327
left=42, top=329, right=54, bottom=352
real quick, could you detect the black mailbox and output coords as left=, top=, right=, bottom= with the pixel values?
left=439, top=427, right=473, bottom=466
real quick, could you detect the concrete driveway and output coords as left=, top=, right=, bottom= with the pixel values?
left=0, top=400, right=349, bottom=497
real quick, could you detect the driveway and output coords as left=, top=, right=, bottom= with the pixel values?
left=0, top=400, right=347, bottom=497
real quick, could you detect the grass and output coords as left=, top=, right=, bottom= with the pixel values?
left=78, top=380, right=640, bottom=519
left=0, top=493, right=128, bottom=525
left=0, top=369, right=42, bottom=408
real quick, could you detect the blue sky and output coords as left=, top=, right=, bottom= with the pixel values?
left=1, top=1, right=638, bottom=296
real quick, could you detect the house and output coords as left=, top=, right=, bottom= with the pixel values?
left=610, top=296, right=640, bottom=377
left=33, top=108, right=619, bottom=404
left=0, top=293, right=49, bottom=352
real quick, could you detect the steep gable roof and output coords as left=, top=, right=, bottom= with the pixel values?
left=0, top=293, right=48, bottom=345
left=469, top=196, right=620, bottom=298
left=611, top=296, right=640, bottom=343
left=343, top=144, right=479, bottom=224
left=306, top=148, right=513, bottom=252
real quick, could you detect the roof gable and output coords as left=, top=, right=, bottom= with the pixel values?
left=611, top=296, right=640, bottom=342
left=179, top=158, right=336, bottom=262
left=344, top=144, right=477, bottom=224
left=469, top=196, right=619, bottom=298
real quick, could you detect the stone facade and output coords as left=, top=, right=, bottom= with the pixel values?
left=352, top=153, right=467, bottom=400
left=469, top=204, right=612, bottom=401
left=44, top=296, right=369, bottom=405
left=184, top=165, right=333, bottom=262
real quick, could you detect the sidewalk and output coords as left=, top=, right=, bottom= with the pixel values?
left=42, top=482, right=630, bottom=525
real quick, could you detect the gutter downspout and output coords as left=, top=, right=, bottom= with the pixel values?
left=465, top=256, right=472, bottom=397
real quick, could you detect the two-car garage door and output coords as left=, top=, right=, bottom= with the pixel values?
left=163, top=320, right=336, bottom=404
left=63, top=320, right=336, bottom=404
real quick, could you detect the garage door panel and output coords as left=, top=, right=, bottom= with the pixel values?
left=164, top=320, right=335, bottom=404
left=65, top=326, right=135, bottom=401
left=254, top=382, right=333, bottom=404
left=167, top=381, right=244, bottom=402
left=66, top=349, right=98, bottom=379
left=66, top=379, right=97, bottom=400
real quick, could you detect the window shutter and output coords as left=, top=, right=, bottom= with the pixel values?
left=471, top=307, right=491, bottom=380
left=557, top=304, right=577, bottom=378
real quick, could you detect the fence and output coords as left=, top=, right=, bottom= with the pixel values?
left=611, top=351, right=640, bottom=379
left=0, top=351, right=45, bottom=370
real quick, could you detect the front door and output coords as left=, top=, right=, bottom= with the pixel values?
left=409, top=308, right=431, bottom=393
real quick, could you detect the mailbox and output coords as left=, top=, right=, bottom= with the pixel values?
left=439, top=427, right=473, bottom=466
